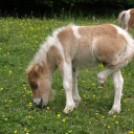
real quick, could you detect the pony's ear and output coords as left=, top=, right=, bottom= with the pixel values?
left=34, top=64, right=44, bottom=74
left=34, top=64, right=39, bottom=73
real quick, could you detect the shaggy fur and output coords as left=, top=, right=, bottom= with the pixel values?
left=27, top=24, right=134, bottom=114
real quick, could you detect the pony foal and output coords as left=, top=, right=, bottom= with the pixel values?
left=27, top=24, right=134, bottom=114
left=118, top=8, right=134, bottom=32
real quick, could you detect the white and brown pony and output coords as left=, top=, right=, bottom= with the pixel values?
left=27, top=24, right=134, bottom=114
left=118, top=8, right=134, bottom=32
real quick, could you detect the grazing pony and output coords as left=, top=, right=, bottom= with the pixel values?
left=27, top=24, right=134, bottom=114
left=118, top=8, right=134, bottom=32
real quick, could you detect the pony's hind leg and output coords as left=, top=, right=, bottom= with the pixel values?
left=72, top=68, right=81, bottom=107
left=108, top=69, right=124, bottom=114
left=62, top=62, right=75, bottom=113
left=97, top=68, right=118, bottom=86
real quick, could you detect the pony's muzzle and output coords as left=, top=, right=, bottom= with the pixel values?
left=34, top=98, right=46, bottom=107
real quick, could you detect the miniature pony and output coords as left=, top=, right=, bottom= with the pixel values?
left=118, top=8, right=134, bottom=32
left=27, top=24, right=134, bottom=114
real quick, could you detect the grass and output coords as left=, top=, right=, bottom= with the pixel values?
left=0, top=16, right=134, bottom=134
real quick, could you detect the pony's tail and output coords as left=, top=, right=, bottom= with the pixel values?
left=118, top=10, right=126, bottom=27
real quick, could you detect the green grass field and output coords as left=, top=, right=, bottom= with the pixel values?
left=0, top=16, right=134, bottom=134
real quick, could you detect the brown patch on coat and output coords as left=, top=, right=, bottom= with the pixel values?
left=57, top=26, right=77, bottom=64
left=79, top=24, right=127, bottom=65
left=47, top=46, right=64, bottom=76
left=128, top=8, right=134, bottom=31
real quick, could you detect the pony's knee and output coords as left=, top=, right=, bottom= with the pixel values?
left=97, top=72, right=106, bottom=86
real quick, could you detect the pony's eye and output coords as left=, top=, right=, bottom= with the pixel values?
left=33, top=84, right=38, bottom=89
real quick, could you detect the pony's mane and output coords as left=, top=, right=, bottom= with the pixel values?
left=27, top=25, right=69, bottom=73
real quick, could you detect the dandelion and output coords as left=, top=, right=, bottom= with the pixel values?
left=4, top=66, right=7, bottom=68
left=130, top=131, right=133, bottom=134
left=24, top=87, right=27, bottom=90
left=29, top=102, right=32, bottom=107
left=23, top=84, right=26, bottom=87
left=95, top=113, right=99, bottom=115
left=24, top=128, right=27, bottom=131
left=4, top=100, right=7, bottom=102
left=115, top=121, right=119, bottom=124
left=0, top=48, right=1, bottom=50
left=113, top=115, right=116, bottom=118
left=9, top=100, right=12, bottom=102
left=23, top=94, right=25, bottom=98
left=89, top=121, right=91, bottom=124
left=9, top=71, right=12, bottom=76
left=69, top=130, right=72, bottom=132
left=57, top=114, right=60, bottom=117
left=63, top=119, right=66, bottom=122
left=14, top=130, right=17, bottom=133
left=83, top=94, right=86, bottom=98
left=47, top=107, right=50, bottom=109
left=31, top=94, right=33, bottom=96
left=62, top=88, right=64, bottom=91
left=7, top=52, right=10, bottom=54
left=93, top=95, right=96, bottom=98
left=101, top=116, right=105, bottom=118
left=1, top=88, right=3, bottom=90
left=4, top=118, right=8, bottom=121
left=92, top=83, right=95, bottom=86
left=4, top=54, right=6, bottom=57
left=107, top=126, right=110, bottom=129
left=128, top=108, right=130, bottom=111
left=82, top=80, right=85, bottom=83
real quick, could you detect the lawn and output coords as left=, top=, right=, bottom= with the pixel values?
left=0, top=16, right=134, bottom=134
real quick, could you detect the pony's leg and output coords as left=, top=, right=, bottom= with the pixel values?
left=108, top=69, right=124, bottom=114
left=72, top=68, right=81, bottom=107
left=97, top=68, right=118, bottom=86
left=62, top=62, right=75, bottom=113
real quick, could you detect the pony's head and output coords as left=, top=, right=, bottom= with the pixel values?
left=27, top=64, right=53, bottom=107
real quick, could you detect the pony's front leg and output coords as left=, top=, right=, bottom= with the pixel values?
left=108, top=69, right=124, bottom=114
left=63, top=62, right=75, bottom=113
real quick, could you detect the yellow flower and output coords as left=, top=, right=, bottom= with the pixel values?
left=89, top=121, right=91, bottom=124
left=7, top=52, right=10, bottom=54
left=0, top=48, right=1, bottom=50
left=4, top=100, right=7, bottom=102
left=82, top=80, right=85, bottom=83
left=4, top=66, right=7, bottom=68
left=128, top=108, right=130, bottom=111
left=83, top=94, right=86, bottom=97
left=104, top=124, right=106, bottom=126
left=113, top=115, right=116, bottom=118
left=62, top=88, right=64, bottom=91
left=130, top=131, right=133, bottom=134
left=23, top=84, right=25, bottom=87
left=24, top=128, right=27, bottom=131
left=1, top=88, right=3, bottom=90
left=69, top=130, right=72, bottom=132
left=23, top=94, right=25, bottom=98
left=92, top=83, right=95, bottom=86
left=24, top=87, right=27, bottom=90
left=9, top=100, right=12, bottom=102
left=57, top=114, right=60, bottom=117
left=115, top=121, right=119, bottom=124
left=4, top=54, right=6, bottom=57
left=93, top=95, right=96, bottom=98
left=107, top=126, right=110, bottom=129
left=95, top=113, right=99, bottom=115
left=47, top=107, right=49, bottom=109
left=29, top=102, right=32, bottom=107
left=101, top=116, right=105, bottom=118
left=4, top=118, right=8, bottom=121
left=14, top=130, right=17, bottom=133
left=63, top=119, right=66, bottom=122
